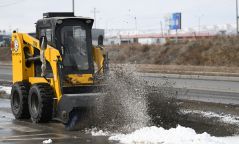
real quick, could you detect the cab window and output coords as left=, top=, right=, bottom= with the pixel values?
left=40, top=29, right=53, bottom=45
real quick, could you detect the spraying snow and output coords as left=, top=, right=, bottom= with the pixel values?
left=94, top=64, right=151, bottom=131
left=89, top=64, right=179, bottom=132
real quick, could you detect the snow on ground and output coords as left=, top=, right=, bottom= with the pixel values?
left=0, top=86, right=11, bottom=95
left=89, top=109, right=239, bottom=144
left=182, top=109, right=239, bottom=126
left=87, top=128, right=109, bottom=136
left=2, top=85, right=239, bottom=143
left=90, top=126, right=239, bottom=144
left=42, top=139, right=52, bottom=144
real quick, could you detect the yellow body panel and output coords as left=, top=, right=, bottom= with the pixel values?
left=12, top=33, right=62, bottom=101
left=93, top=47, right=104, bottom=73
left=29, top=77, right=53, bottom=85
left=67, top=74, right=93, bottom=85
left=12, top=33, right=35, bottom=82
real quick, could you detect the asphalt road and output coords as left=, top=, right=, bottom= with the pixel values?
left=1, top=65, right=239, bottom=105
left=2, top=65, right=239, bottom=143
left=1, top=96, right=239, bottom=143
left=0, top=99, right=113, bottom=144
left=0, top=65, right=12, bottom=82
left=141, top=73, right=239, bottom=105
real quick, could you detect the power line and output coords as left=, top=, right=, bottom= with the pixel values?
left=0, top=0, right=27, bottom=7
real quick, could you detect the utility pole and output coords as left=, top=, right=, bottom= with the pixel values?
left=198, top=14, right=204, bottom=35
left=237, top=0, right=239, bottom=35
left=160, top=21, right=164, bottom=37
left=198, top=16, right=201, bottom=35
left=93, top=8, right=96, bottom=28
left=72, top=0, right=75, bottom=14
left=91, top=8, right=100, bottom=29
left=134, top=17, right=138, bottom=31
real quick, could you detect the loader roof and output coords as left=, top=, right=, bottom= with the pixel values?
left=42, top=12, right=93, bottom=20
left=36, top=12, right=94, bottom=28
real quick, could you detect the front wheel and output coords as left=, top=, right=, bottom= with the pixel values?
left=28, top=83, right=54, bottom=123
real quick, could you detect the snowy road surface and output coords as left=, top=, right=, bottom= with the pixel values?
left=0, top=96, right=239, bottom=143
left=2, top=65, right=239, bottom=143
left=0, top=99, right=111, bottom=144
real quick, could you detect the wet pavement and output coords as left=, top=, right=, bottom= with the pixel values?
left=1, top=97, right=239, bottom=144
left=0, top=99, right=113, bottom=144
left=1, top=64, right=239, bottom=143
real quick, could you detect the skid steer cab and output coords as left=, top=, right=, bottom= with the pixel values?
left=10, top=12, right=109, bottom=128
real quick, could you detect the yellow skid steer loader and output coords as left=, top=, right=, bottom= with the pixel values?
left=10, top=12, right=108, bottom=129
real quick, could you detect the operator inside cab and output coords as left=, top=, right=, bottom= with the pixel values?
left=36, top=12, right=95, bottom=77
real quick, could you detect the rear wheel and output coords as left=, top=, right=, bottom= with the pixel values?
left=11, top=82, right=30, bottom=119
left=28, top=83, right=54, bottom=123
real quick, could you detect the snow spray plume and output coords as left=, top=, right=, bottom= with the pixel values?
left=93, top=64, right=150, bottom=132
left=89, top=64, right=180, bottom=132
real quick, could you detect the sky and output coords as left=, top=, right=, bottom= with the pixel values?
left=0, top=0, right=236, bottom=32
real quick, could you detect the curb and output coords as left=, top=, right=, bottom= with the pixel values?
left=140, top=73, right=239, bottom=82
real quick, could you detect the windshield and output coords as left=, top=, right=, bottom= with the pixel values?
left=61, top=25, right=89, bottom=71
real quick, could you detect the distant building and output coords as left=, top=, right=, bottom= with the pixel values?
left=104, top=32, right=215, bottom=45
left=104, top=23, right=236, bottom=45
left=104, top=36, right=121, bottom=45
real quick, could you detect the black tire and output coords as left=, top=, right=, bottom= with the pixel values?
left=28, top=83, right=54, bottom=123
left=11, top=82, right=30, bottom=119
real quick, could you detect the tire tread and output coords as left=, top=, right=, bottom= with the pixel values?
left=11, top=82, right=30, bottom=119
left=29, top=83, right=54, bottom=123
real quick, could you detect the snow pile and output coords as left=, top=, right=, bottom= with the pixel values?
left=0, top=86, right=11, bottom=95
left=219, top=136, right=239, bottom=143
left=108, top=125, right=225, bottom=144
left=88, top=125, right=239, bottom=144
left=182, top=110, right=239, bottom=125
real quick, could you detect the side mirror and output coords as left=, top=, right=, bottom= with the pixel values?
left=98, top=35, right=104, bottom=46
left=40, top=36, right=48, bottom=50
